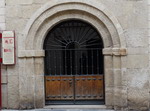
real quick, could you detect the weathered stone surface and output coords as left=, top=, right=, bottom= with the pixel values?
left=105, top=69, right=113, bottom=87
left=18, top=58, right=35, bottom=109
left=1, top=0, right=150, bottom=110
left=35, top=75, right=44, bottom=108
left=6, top=18, right=28, bottom=31
left=6, top=6, right=19, bottom=18
left=33, top=0, right=49, bottom=4
left=127, top=48, right=149, bottom=55
left=0, top=8, right=5, bottom=15
left=127, top=55, right=149, bottom=68
left=34, top=58, right=44, bottom=75
left=128, top=88, right=149, bottom=111
left=127, top=69, right=149, bottom=89
left=7, top=75, right=19, bottom=109
left=18, top=4, right=42, bottom=19
left=0, top=0, right=5, bottom=7
left=125, top=29, right=148, bottom=48
left=19, top=75, right=35, bottom=109
left=113, top=56, right=121, bottom=69
left=2, top=75, right=7, bottom=84
left=104, top=56, right=113, bottom=69
left=0, top=22, right=5, bottom=30
left=127, top=69, right=149, bottom=110
left=105, top=86, right=114, bottom=107
left=2, top=84, right=8, bottom=109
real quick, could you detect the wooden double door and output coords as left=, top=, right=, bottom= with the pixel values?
left=45, top=75, right=104, bottom=105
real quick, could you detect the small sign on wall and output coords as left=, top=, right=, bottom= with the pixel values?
left=2, top=31, right=15, bottom=65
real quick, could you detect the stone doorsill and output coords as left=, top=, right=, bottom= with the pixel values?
left=44, top=105, right=107, bottom=109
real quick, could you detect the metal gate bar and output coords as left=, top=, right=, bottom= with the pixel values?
left=45, top=49, right=103, bottom=76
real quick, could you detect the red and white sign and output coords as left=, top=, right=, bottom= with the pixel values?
left=2, top=31, right=15, bottom=65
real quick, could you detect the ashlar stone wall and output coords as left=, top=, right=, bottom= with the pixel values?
left=0, top=0, right=6, bottom=109
left=1, top=0, right=149, bottom=111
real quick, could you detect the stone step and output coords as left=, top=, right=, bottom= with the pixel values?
left=2, top=105, right=114, bottom=111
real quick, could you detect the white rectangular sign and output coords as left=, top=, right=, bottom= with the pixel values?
left=2, top=31, right=15, bottom=65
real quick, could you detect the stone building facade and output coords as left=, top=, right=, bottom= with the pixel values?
left=0, top=0, right=150, bottom=110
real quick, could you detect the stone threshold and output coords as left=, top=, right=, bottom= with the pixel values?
left=44, top=105, right=108, bottom=109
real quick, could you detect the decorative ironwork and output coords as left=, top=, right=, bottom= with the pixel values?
left=44, top=20, right=104, bottom=76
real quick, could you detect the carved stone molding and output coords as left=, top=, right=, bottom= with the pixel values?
left=103, top=48, right=127, bottom=56
left=18, top=50, right=45, bottom=58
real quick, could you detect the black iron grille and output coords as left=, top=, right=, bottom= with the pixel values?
left=44, top=20, right=104, bottom=76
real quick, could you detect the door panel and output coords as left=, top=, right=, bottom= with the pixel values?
left=92, top=75, right=104, bottom=99
left=75, top=75, right=104, bottom=100
left=46, top=75, right=104, bottom=102
left=45, top=76, right=74, bottom=100
left=61, top=76, right=74, bottom=100
left=45, top=76, right=61, bottom=100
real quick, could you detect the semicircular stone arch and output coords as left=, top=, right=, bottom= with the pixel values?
left=18, top=0, right=127, bottom=110
left=19, top=0, right=127, bottom=51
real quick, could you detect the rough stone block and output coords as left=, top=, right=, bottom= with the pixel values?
left=6, top=6, right=19, bottom=17
left=34, top=58, right=44, bottom=75
left=19, top=75, right=35, bottom=109
left=33, top=0, right=49, bottom=4
left=18, top=4, right=42, bottom=19
left=121, top=68, right=127, bottom=86
left=18, top=0, right=33, bottom=4
left=114, top=69, right=122, bottom=86
left=35, top=76, right=44, bottom=108
left=105, top=86, right=114, bottom=106
left=105, top=69, right=114, bottom=87
left=0, top=8, right=5, bottom=15
left=2, top=75, right=7, bottom=84
left=113, top=87, right=123, bottom=107
left=128, top=88, right=149, bottom=111
left=7, top=65, right=18, bottom=75
left=34, top=50, right=45, bottom=57
left=103, top=48, right=112, bottom=55
left=6, top=18, right=28, bottom=31
left=127, top=48, right=149, bottom=55
left=127, top=55, right=149, bottom=68
left=121, top=56, right=127, bottom=69
left=6, top=0, right=19, bottom=5
left=7, top=75, right=19, bottom=109
left=25, top=58, right=34, bottom=76
left=0, top=22, right=5, bottom=30
left=126, top=69, right=149, bottom=89
left=125, top=29, right=148, bottom=48
left=0, top=0, right=5, bottom=7
left=113, top=56, right=121, bottom=69
left=2, top=84, right=8, bottom=108
left=104, top=56, right=113, bottom=69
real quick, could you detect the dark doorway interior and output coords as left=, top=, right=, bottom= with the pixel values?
left=44, top=20, right=104, bottom=105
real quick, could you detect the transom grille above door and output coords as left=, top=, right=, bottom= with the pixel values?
left=45, top=49, right=103, bottom=76
left=44, top=20, right=104, bottom=105
left=44, top=20, right=104, bottom=76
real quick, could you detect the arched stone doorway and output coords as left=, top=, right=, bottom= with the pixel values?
left=18, top=0, right=127, bottom=109
left=44, top=20, right=104, bottom=105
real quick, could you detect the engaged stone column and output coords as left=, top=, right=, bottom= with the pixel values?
left=103, top=48, right=127, bottom=109
left=18, top=50, right=45, bottom=109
